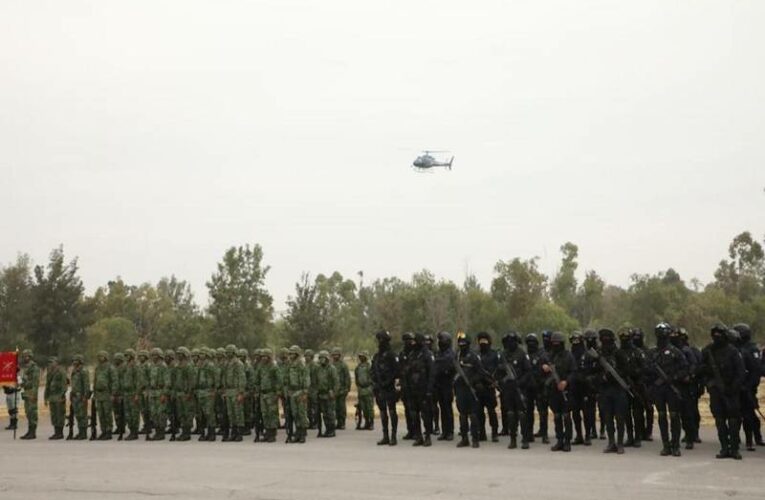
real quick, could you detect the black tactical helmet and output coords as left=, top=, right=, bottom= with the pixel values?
left=710, top=323, right=728, bottom=335
left=541, top=330, right=553, bottom=341
left=402, top=332, right=415, bottom=342
left=424, top=334, right=433, bottom=344
left=732, top=323, right=752, bottom=342
left=524, top=333, right=538, bottom=344
left=631, top=327, right=644, bottom=339
left=569, top=331, right=583, bottom=343
left=502, top=331, right=520, bottom=348
left=414, top=332, right=425, bottom=344
left=598, top=328, right=615, bottom=341
left=654, top=322, right=673, bottom=337
left=550, top=331, right=565, bottom=344
left=456, top=332, right=471, bottom=345
left=726, top=328, right=740, bottom=343
left=375, top=330, right=391, bottom=343
left=476, top=331, right=491, bottom=344
left=436, top=331, right=452, bottom=343
left=584, top=329, right=598, bottom=340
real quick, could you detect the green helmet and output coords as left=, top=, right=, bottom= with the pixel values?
left=138, top=350, right=149, bottom=360
left=278, top=347, right=289, bottom=357
left=318, top=350, right=330, bottom=360
left=331, top=347, right=342, bottom=356
left=253, top=348, right=263, bottom=357
left=97, top=350, right=109, bottom=360
left=358, top=350, right=369, bottom=359
left=304, top=349, right=314, bottom=357
left=72, top=354, right=84, bottom=364
left=238, top=348, right=248, bottom=358
left=288, top=345, right=302, bottom=356
left=165, top=349, right=175, bottom=359
left=225, top=344, right=237, bottom=355
left=191, top=348, right=200, bottom=358
left=216, top=347, right=225, bottom=357
left=177, top=347, right=190, bottom=358
left=124, top=348, right=136, bottom=359
left=261, top=348, right=273, bottom=358
left=113, top=352, right=125, bottom=362
left=48, top=356, right=58, bottom=364
left=150, top=347, right=163, bottom=357
left=22, top=349, right=33, bottom=357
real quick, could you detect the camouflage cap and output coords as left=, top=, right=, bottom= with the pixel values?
left=124, top=348, right=136, bottom=358
left=113, top=352, right=125, bottom=362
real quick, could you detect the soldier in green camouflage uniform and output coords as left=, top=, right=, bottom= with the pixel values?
left=215, top=347, right=227, bottom=435
left=69, top=354, right=90, bottom=439
left=355, top=351, right=375, bottom=430
left=315, top=350, right=339, bottom=438
left=285, top=345, right=310, bottom=443
left=19, top=349, right=40, bottom=439
left=165, top=349, right=177, bottom=438
left=137, top=350, right=150, bottom=434
left=222, top=344, right=246, bottom=442
left=256, top=349, right=281, bottom=443
left=304, top=349, right=318, bottom=429
left=239, top=348, right=254, bottom=436
left=112, top=353, right=127, bottom=439
left=331, top=347, right=351, bottom=430
left=277, top=347, right=290, bottom=431
left=44, top=356, right=68, bottom=440
left=173, top=347, right=195, bottom=441
left=93, top=350, right=117, bottom=440
left=196, top=348, right=218, bottom=441
left=147, top=348, right=170, bottom=441
left=122, top=349, right=140, bottom=440
left=190, top=348, right=203, bottom=434
left=251, top=349, right=264, bottom=441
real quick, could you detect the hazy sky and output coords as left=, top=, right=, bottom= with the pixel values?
left=2, top=1, right=763, bottom=311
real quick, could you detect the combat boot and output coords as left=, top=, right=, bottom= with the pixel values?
left=491, top=429, right=499, bottom=443
left=521, top=438, right=529, bottom=450
left=388, top=433, right=396, bottom=446
left=508, top=436, right=517, bottom=449
left=562, top=440, right=571, bottom=452
left=660, top=442, right=671, bottom=456
left=423, top=434, right=432, bottom=447
left=5, top=417, right=17, bottom=430
left=233, top=427, right=243, bottom=442
left=198, top=428, right=207, bottom=441
left=550, top=440, right=564, bottom=452
left=206, top=426, right=216, bottom=442
left=103, top=430, right=113, bottom=441
left=49, top=427, right=64, bottom=440
left=377, top=431, right=390, bottom=445
left=177, top=430, right=190, bottom=442
left=298, top=429, right=306, bottom=444
left=471, top=437, right=480, bottom=448
left=241, top=426, right=252, bottom=436
left=266, top=429, right=276, bottom=443
left=221, top=428, right=231, bottom=442
left=412, top=434, right=424, bottom=447
left=20, top=425, right=36, bottom=440
left=456, top=435, right=470, bottom=448
left=125, top=430, right=138, bottom=441
left=75, top=427, right=87, bottom=440
left=153, top=429, right=165, bottom=441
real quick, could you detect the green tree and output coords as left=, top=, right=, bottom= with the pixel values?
left=550, top=242, right=579, bottom=314
left=207, top=244, right=273, bottom=348
left=491, top=257, right=547, bottom=323
left=0, top=254, right=34, bottom=348
left=29, top=246, right=86, bottom=359
left=85, top=317, right=138, bottom=361
left=573, top=270, right=605, bottom=327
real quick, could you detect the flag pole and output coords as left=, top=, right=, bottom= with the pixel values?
left=13, top=349, right=18, bottom=440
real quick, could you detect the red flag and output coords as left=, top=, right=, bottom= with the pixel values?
left=0, top=351, right=18, bottom=385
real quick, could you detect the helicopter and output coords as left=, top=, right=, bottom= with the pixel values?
left=412, top=150, right=454, bottom=171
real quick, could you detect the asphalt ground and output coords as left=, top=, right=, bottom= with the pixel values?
left=0, top=419, right=763, bottom=500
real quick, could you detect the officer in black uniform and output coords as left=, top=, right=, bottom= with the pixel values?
left=699, top=324, right=746, bottom=459
left=423, top=334, right=440, bottom=436
left=454, top=333, right=490, bottom=449
left=371, top=330, right=399, bottom=446
left=618, top=328, right=645, bottom=448
left=404, top=333, right=434, bottom=447
left=591, top=328, right=630, bottom=454
left=583, top=329, right=600, bottom=441
left=679, top=328, right=704, bottom=445
left=496, top=331, right=532, bottom=449
left=543, top=332, right=574, bottom=452
left=646, top=322, right=688, bottom=457
left=632, top=327, right=654, bottom=441
left=732, top=323, right=764, bottom=451
left=670, top=327, right=699, bottom=450
left=475, top=332, right=500, bottom=442
left=433, top=331, right=455, bottom=441
left=399, top=332, right=415, bottom=440
left=569, top=331, right=590, bottom=446
left=525, top=333, right=549, bottom=444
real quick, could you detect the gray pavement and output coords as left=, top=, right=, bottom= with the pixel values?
left=0, top=420, right=763, bottom=500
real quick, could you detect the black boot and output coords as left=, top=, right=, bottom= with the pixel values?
left=377, top=430, right=390, bottom=445
left=75, top=427, right=87, bottom=440
left=49, top=427, right=64, bottom=440
left=232, top=427, right=242, bottom=442
left=221, top=427, right=231, bottom=442
left=423, top=434, right=432, bottom=447
left=508, top=435, right=517, bottom=449
left=20, top=425, right=36, bottom=440
left=206, top=426, right=216, bottom=442
left=456, top=435, right=470, bottom=448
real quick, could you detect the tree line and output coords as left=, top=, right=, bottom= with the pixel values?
left=1, top=231, right=764, bottom=360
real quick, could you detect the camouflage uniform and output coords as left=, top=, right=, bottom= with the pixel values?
left=174, top=347, right=196, bottom=441
left=355, top=351, right=375, bottom=430
left=122, top=349, right=141, bottom=440
left=215, top=348, right=227, bottom=433
left=136, top=350, right=150, bottom=433
left=20, top=349, right=40, bottom=439
left=196, top=348, right=218, bottom=441
left=44, top=357, right=68, bottom=439
left=190, top=349, right=202, bottom=434
left=315, top=351, right=339, bottom=437
left=239, top=349, right=255, bottom=436
left=251, top=349, right=264, bottom=441
left=304, top=349, right=318, bottom=429
left=147, top=348, right=170, bottom=440
left=277, top=347, right=290, bottom=431
left=257, top=349, right=282, bottom=442
left=332, top=347, right=351, bottom=429
left=165, top=350, right=178, bottom=437
left=222, top=344, right=246, bottom=441
left=69, top=355, right=90, bottom=439
left=285, top=345, right=310, bottom=443
left=93, top=350, right=117, bottom=440
left=112, top=353, right=127, bottom=438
